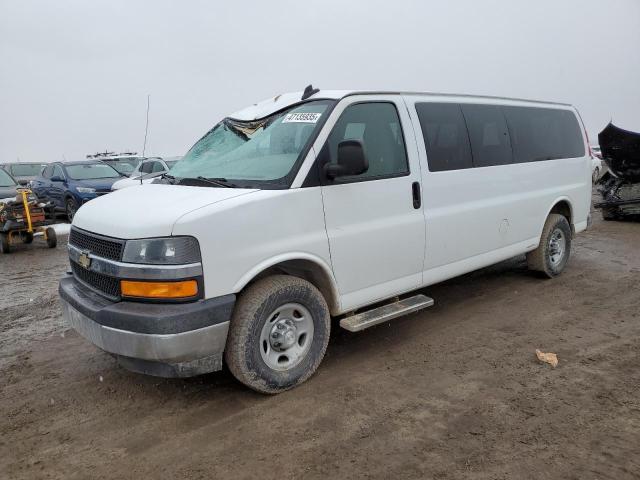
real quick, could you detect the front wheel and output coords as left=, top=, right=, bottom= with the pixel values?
left=45, top=227, right=57, bottom=248
left=66, top=198, right=78, bottom=222
left=225, top=275, right=331, bottom=394
left=0, top=233, right=10, bottom=254
left=527, top=213, right=572, bottom=278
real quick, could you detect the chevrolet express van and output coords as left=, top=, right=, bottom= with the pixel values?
left=60, top=87, right=591, bottom=393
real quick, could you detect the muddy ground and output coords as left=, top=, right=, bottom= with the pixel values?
left=1, top=208, right=639, bottom=480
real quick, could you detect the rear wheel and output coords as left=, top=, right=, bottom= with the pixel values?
left=225, top=275, right=330, bottom=394
left=66, top=198, right=78, bottom=221
left=22, top=232, right=34, bottom=244
left=45, top=227, right=57, bottom=248
left=0, top=233, right=11, bottom=254
left=527, top=213, right=572, bottom=278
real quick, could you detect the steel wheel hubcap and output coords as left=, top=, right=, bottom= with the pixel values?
left=259, top=303, right=314, bottom=371
left=548, top=228, right=566, bottom=266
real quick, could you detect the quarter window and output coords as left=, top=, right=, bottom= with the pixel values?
left=503, top=106, right=585, bottom=162
left=325, top=102, right=409, bottom=181
left=415, top=103, right=473, bottom=172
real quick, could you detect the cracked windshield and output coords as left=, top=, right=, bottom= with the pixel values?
left=170, top=100, right=333, bottom=187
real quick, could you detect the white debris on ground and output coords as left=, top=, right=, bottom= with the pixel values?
left=33, top=223, right=71, bottom=237
left=535, top=349, right=559, bottom=368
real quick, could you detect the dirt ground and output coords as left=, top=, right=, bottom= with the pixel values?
left=1, top=207, right=639, bottom=480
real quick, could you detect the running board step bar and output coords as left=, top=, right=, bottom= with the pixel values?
left=339, top=294, right=434, bottom=332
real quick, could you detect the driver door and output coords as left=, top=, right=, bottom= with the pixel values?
left=319, top=96, right=426, bottom=311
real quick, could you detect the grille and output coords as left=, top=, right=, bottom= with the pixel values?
left=71, top=262, right=120, bottom=299
left=69, top=227, right=124, bottom=261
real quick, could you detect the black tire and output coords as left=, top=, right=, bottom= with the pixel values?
left=0, top=233, right=11, bottom=254
left=66, top=198, right=78, bottom=222
left=225, top=275, right=331, bottom=394
left=22, top=232, right=34, bottom=244
left=527, top=213, right=572, bottom=278
left=602, top=207, right=618, bottom=221
left=45, top=227, right=57, bottom=248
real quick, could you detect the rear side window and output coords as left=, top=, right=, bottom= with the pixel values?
left=461, top=104, right=512, bottom=167
left=503, top=107, right=585, bottom=162
left=42, top=165, right=54, bottom=178
left=415, top=103, right=473, bottom=172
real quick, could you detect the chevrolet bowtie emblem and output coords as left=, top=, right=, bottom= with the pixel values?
left=78, top=250, right=91, bottom=269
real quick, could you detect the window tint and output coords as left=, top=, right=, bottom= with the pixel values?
left=461, top=104, right=512, bottom=167
left=503, top=106, right=585, bottom=162
left=52, top=165, right=64, bottom=180
left=326, top=102, right=408, bottom=180
left=415, top=103, right=473, bottom=172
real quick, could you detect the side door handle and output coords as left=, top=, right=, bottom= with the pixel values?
left=412, top=181, right=421, bottom=209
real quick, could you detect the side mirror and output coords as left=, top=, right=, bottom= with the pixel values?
left=50, top=176, right=64, bottom=182
left=324, top=140, right=368, bottom=180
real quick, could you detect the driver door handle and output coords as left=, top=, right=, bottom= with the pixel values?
left=412, top=181, right=421, bottom=209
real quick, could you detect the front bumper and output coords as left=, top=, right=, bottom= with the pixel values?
left=59, top=275, right=235, bottom=377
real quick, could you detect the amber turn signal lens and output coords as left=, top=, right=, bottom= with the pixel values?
left=120, top=280, right=198, bottom=299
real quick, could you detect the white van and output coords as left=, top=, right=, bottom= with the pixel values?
left=60, top=87, right=591, bottom=393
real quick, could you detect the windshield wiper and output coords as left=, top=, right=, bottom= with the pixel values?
left=177, top=176, right=236, bottom=188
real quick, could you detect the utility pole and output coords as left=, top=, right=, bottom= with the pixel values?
left=142, top=94, right=150, bottom=156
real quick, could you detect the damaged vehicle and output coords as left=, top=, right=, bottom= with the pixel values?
left=59, top=87, right=592, bottom=393
left=595, top=123, right=640, bottom=220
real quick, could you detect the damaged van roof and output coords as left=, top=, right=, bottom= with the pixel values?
left=228, top=89, right=573, bottom=121
left=228, top=90, right=353, bottom=121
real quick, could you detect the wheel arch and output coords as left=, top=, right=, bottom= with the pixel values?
left=544, top=197, right=575, bottom=235
left=233, top=254, right=341, bottom=315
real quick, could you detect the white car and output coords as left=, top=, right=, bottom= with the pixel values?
left=590, top=145, right=603, bottom=183
left=111, top=157, right=181, bottom=190
left=60, top=88, right=591, bottom=393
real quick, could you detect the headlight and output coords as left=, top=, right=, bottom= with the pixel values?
left=122, top=237, right=201, bottom=265
left=76, top=187, right=96, bottom=193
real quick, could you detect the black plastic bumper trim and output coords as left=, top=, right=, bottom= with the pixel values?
left=59, top=275, right=235, bottom=335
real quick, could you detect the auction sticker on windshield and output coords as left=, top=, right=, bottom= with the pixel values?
left=282, top=112, right=321, bottom=123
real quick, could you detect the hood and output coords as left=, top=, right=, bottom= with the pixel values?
left=111, top=175, right=159, bottom=190
left=74, top=177, right=121, bottom=191
left=598, top=123, right=640, bottom=182
left=73, top=183, right=258, bottom=238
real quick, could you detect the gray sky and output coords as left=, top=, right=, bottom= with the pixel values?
left=1, top=0, right=639, bottom=163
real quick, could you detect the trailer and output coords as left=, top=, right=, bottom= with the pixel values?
left=0, top=188, right=57, bottom=254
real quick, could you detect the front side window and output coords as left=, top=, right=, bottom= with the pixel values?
left=324, top=102, right=408, bottom=181
left=416, top=102, right=473, bottom=172
left=0, top=168, right=16, bottom=187
left=139, top=162, right=154, bottom=174
left=151, top=161, right=165, bottom=173
left=66, top=164, right=121, bottom=180
left=171, top=100, right=333, bottom=188
left=52, top=165, right=65, bottom=180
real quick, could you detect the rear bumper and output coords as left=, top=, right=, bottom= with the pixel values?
left=59, top=275, right=235, bottom=377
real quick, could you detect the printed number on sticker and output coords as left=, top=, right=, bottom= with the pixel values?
left=282, top=112, right=321, bottom=123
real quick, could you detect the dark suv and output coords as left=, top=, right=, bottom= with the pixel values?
left=31, top=161, right=123, bottom=220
